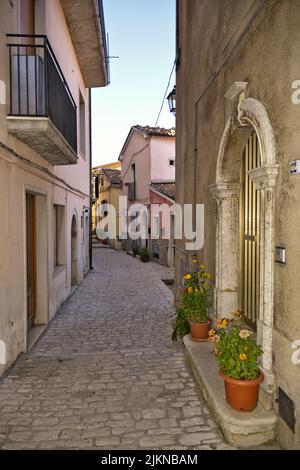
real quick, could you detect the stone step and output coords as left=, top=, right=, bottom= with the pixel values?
left=183, top=335, right=277, bottom=448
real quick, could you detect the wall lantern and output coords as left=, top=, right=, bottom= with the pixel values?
left=167, top=85, right=176, bottom=115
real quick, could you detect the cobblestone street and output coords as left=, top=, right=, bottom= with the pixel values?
left=0, top=248, right=230, bottom=450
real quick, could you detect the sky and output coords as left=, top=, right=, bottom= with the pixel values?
left=91, top=0, right=176, bottom=167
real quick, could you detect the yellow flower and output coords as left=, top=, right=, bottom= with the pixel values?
left=187, top=287, right=193, bottom=294
left=233, top=309, right=242, bottom=318
left=239, top=353, right=247, bottom=361
left=217, top=318, right=228, bottom=329
left=200, top=264, right=205, bottom=270
left=193, top=259, right=198, bottom=264
left=184, top=273, right=192, bottom=280
left=208, top=329, right=216, bottom=337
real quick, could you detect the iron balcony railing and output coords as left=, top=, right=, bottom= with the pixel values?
left=7, top=34, right=77, bottom=154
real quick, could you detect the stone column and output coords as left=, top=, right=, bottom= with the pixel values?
left=209, top=183, right=240, bottom=319
left=249, top=164, right=279, bottom=402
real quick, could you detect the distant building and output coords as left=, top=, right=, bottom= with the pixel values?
left=92, top=166, right=122, bottom=250
left=0, top=0, right=108, bottom=377
left=149, top=182, right=176, bottom=267
left=119, top=125, right=175, bottom=266
left=93, top=161, right=121, bottom=171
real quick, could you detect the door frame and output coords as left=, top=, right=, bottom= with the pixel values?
left=71, top=212, right=78, bottom=286
left=26, top=192, right=37, bottom=331
left=209, top=84, right=279, bottom=397
left=23, top=186, right=49, bottom=351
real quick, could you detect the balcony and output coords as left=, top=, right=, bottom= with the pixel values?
left=127, top=182, right=136, bottom=201
left=7, top=35, right=77, bottom=165
left=60, top=0, right=108, bottom=87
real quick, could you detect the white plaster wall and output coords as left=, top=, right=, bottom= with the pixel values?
left=150, top=137, right=175, bottom=182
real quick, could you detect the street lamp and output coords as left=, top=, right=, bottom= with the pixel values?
left=167, top=85, right=176, bottom=115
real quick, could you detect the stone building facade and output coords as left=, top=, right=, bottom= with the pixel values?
left=0, top=0, right=108, bottom=377
left=175, top=0, right=300, bottom=449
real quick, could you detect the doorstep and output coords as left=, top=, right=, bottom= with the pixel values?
left=183, top=335, right=277, bottom=448
left=27, top=324, right=47, bottom=351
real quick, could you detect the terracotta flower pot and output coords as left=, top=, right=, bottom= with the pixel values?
left=219, top=370, right=264, bottom=412
left=188, top=320, right=210, bottom=342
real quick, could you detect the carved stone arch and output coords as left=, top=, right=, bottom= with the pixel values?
left=216, top=97, right=277, bottom=184
left=209, top=87, right=279, bottom=399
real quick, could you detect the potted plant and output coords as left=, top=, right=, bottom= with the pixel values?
left=209, top=320, right=264, bottom=411
left=172, top=264, right=213, bottom=342
left=139, top=246, right=149, bottom=262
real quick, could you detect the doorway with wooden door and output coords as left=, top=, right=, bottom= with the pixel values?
left=26, top=193, right=36, bottom=331
left=240, top=133, right=261, bottom=330
left=71, top=214, right=78, bottom=286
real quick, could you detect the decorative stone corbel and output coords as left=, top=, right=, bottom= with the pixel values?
left=208, top=182, right=240, bottom=200
left=224, top=81, right=248, bottom=102
left=248, top=164, right=279, bottom=190
left=224, top=82, right=248, bottom=126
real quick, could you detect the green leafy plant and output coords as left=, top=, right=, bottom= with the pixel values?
left=171, top=307, right=189, bottom=341
left=210, top=321, right=263, bottom=380
left=139, top=246, right=149, bottom=262
left=172, top=263, right=213, bottom=341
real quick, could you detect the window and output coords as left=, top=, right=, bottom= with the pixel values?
left=132, top=163, right=136, bottom=181
left=169, top=159, right=175, bottom=166
left=53, top=205, right=66, bottom=268
left=128, top=163, right=136, bottom=199
left=79, top=90, right=86, bottom=156
left=152, top=215, right=160, bottom=239
left=94, top=175, right=99, bottom=198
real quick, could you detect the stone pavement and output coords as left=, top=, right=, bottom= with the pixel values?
left=0, top=249, right=231, bottom=450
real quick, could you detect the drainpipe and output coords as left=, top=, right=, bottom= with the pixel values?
left=89, top=88, right=93, bottom=270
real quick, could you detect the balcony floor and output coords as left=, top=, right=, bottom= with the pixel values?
left=7, top=116, right=78, bottom=165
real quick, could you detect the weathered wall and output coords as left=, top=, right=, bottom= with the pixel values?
left=176, top=0, right=300, bottom=448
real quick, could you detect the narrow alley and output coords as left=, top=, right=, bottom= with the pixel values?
left=0, top=249, right=229, bottom=450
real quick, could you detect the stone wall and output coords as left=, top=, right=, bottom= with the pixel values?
left=176, top=0, right=300, bottom=448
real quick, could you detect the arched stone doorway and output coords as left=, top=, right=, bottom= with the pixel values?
left=209, top=83, right=279, bottom=399
left=71, top=214, right=78, bottom=286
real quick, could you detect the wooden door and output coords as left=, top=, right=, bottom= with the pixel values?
left=26, top=193, right=36, bottom=330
